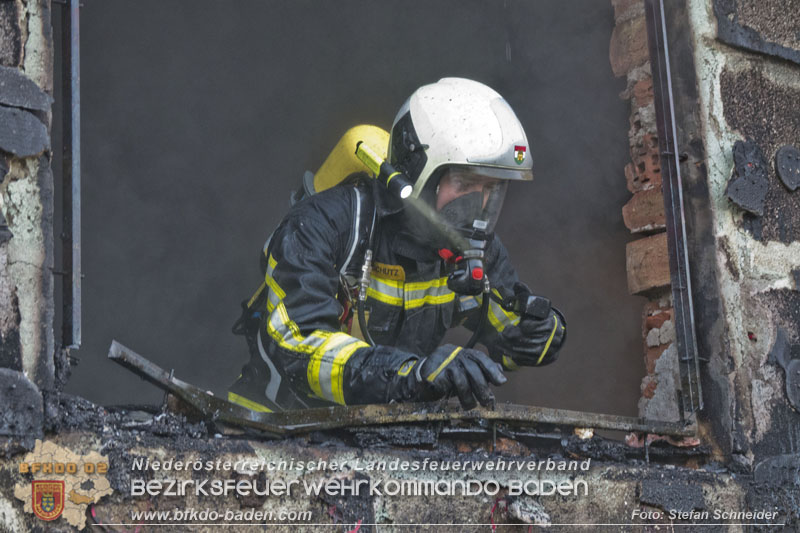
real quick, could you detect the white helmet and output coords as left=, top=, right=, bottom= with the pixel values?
left=388, top=78, right=533, bottom=237
left=389, top=78, right=532, bottom=192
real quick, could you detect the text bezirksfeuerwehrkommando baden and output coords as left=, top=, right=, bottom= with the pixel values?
left=130, top=457, right=591, bottom=498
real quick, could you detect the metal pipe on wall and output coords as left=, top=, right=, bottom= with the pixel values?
left=60, top=0, right=81, bottom=350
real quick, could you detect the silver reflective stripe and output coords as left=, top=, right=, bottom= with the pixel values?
left=366, top=275, right=456, bottom=310
left=263, top=254, right=368, bottom=404
left=404, top=277, right=454, bottom=309
left=486, top=295, right=520, bottom=332
left=316, top=334, right=358, bottom=402
left=257, top=329, right=282, bottom=404
left=264, top=256, right=329, bottom=353
left=367, top=275, right=404, bottom=306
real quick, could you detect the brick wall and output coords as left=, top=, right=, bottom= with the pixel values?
left=609, top=0, right=678, bottom=421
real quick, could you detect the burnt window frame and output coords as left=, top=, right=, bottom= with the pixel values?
left=55, top=0, right=703, bottom=440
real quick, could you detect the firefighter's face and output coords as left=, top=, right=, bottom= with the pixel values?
left=435, top=169, right=502, bottom=211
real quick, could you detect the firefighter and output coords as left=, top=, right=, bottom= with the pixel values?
left=228, top=78, right=566, bottom=412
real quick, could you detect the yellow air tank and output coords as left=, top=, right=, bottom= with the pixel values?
left=312, top=125, right=390, bottom=193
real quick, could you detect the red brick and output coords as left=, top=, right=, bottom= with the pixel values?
left=627, top=133, right=662, bottom=193
left=624, top=162, right=637, bottom=192
left=609, top=15, right=649, bottom=77
left=641, top=376, right=658, bottom=399
left=622, top=188, right=666, bottom=233
left=645, top=308, right=673, bottom=330
left=626, top=232, right=671, bottom=295
left=643, top=299, right=671, bottom=316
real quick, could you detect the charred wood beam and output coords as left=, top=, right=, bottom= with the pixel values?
left=108, top=340, right=696, bottom=438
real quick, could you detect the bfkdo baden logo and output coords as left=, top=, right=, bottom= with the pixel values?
left=31, top=480, right=65, bottom=521
left=14, top=440, right=113, bottom=529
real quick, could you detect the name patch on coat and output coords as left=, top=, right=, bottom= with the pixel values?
left=372, top=262, right=405, bottom=281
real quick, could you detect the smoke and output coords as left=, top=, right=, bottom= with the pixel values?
left=53, top=0, right=644, bottom=416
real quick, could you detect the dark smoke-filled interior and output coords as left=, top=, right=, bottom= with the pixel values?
left=51, top=0, right=644, bottom=415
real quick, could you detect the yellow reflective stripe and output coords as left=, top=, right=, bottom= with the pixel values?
left=317, top=334, right=355, bottom=401
left=536, top=315, right=559, bottom=365
left=367, top=274, right=404, bottom=306
left=366, top=276, right=455, bottom=310
left=276, top=301, right=304, bottom=343
left=331, top=341, right=368, bottom=405
left=404, top=277, right=453, bottom=310
left=246, top=281, right=267, bottom=309
left=491, top=289, right=518, bottom=322
left=263, top=255, right=327, bottom=353
left=307, top=332, right=339, bottom=398
left=267, top=316, right=326, bottom=354
left=265, top=272, right=285, bottom=301
left=227, top=391, right=273, bottom=413
left=366, top=286, right=403, bottom=306
left=502, top=355, right=519, bottom=371
left=427, top=347, right=462, bottom=382
left=307, top=333, right=368, bottom=403
left=397, top=359, right=417, bottom=376
left=264, top=254, right=285, bottom=301
left=405, top=291, right=455, bottom=309
left=405, top=277, right=448, bottom=292
left=263, top=254, right=367, bottom=403
left=371, top=274, right=403, bottom=289
left=487, top=295, right=520, bottom=333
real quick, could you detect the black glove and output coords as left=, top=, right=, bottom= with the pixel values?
left=498, top=283, right=566, bottom=366
left=414, top=344, right=507, bottom=409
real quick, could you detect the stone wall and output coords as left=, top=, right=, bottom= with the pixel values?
left=0, top=0, right=55, bottom=448
left=684, top=0, right=800, bottom=478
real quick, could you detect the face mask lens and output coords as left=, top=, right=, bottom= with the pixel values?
left=436, top=168, right=509, bottom=235
left=480, top=181, right=507, bottom=233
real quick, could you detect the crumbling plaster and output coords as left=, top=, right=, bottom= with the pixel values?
left=686, top=0, right=800, bottom=458
left=1, top=157, right=51, bottom=387
left=0, top=0, right=54, bottom=392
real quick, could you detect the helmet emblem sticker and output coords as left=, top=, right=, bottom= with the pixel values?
left=514, top=145, right=526, bottom=164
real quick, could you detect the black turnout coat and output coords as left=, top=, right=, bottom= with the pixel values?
left=228, top=179, right=563, bottom=412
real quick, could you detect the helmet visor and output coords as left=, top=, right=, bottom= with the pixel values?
left=436, top=166, right=509, bottom=235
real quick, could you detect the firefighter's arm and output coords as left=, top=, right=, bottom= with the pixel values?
left=460, top=236, right=566, bottom=369
left=261, top=189, right=423, bottom=405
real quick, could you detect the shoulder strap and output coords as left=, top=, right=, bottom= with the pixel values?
left=340, top=183, right=377, bottom=280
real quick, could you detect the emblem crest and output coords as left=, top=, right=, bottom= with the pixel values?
left=32, top=480, right=64, bottom=521
left=514, top=145, right=526, bottom=164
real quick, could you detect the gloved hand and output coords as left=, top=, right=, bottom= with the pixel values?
left=415, top=344, right=507, bottom=409
left=499, top=283, right=566, bottom=366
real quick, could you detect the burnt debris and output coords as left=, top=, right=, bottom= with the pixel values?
left=713, top=0, right=800, bottom=66
left=0, top=105, right=49, bottom=157
left=725, top=139, right=769, bottom=216
left=776, top=145, right=800, bottom=192
left=0, top=66, right=53, bottom=112
left=640, top=478, right=706, bottom=514
left=768, top=327, right=800, bottom=411
left=0, top=369, right=43, bottom=448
